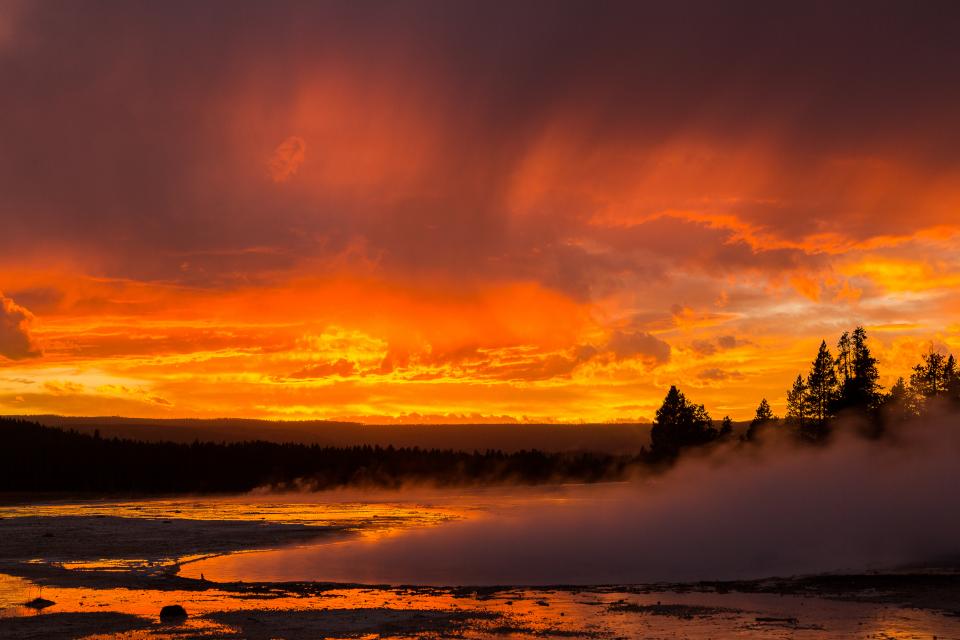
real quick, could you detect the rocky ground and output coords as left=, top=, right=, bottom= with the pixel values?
left=0, top=515, right=345, bottom=564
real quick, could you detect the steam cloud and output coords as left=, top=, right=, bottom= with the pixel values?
left=198, top=412, right=960, bottom=585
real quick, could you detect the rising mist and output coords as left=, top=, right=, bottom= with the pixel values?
left=199, top=410, right=960, bottom=585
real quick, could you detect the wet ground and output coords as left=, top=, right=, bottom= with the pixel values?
left=2, top=491, right=959, bottom=639
left=4, top=571, right=960, bottom=639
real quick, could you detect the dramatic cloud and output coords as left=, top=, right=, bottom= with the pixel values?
left=0, top=293, right=40, bottom=360
left=0, top=1, right=958, bottom=419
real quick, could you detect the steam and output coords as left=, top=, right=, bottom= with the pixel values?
left=194, top=412, right=960, bottom=585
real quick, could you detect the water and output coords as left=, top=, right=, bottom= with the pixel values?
left=3, top=486, right=960, bottom=638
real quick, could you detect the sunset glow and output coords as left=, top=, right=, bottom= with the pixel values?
left=2, top=2, right=959, bottom=422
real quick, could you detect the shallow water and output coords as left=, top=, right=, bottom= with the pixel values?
left=4, top=487, right=960, bottom=638
left=0, top=494, right=464, bottom=529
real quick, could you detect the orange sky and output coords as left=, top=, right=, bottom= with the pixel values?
left=1, top=2, right=959, bottom=422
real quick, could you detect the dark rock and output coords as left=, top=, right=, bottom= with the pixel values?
left=24, top=597, right=55, bottom=610
left=159, top=604, right=188, bottom=623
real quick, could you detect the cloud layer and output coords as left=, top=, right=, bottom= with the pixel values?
left=1, top=2, right=959, bottom=419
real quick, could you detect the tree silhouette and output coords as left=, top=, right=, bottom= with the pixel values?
left=745, top=398, right=777, bottom=441
left=719, top=415, right=734, bottom=439
left=785, top=374, right=809, bottom=426
left=806, top=340, right=838, bottom=429
left=882, top=376, right=918, bottom=425
left=835, top=326, right=882, bottom=415
left=948, top=355, right=960, bottom=402
left=913, top=352, right=945, bottom=397
left=910, top=352, right=960, bottom=412
left=0, top=419, right=649, bottom=493
left=649, top=385, right=717, bottom=459
left=836, top=331, right=853, bottom=385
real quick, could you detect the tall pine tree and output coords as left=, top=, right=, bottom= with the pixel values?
left=835, top=326, right=882, bottom=414
left=910, top=352, right=960, bottom=410
left=883, top=376, right=917, bottom=424
left=836, top=331, right=853, bottom=386
left=911, top=352, right=950, bottom=399
left=807, top=340, right=838, bottom=424
left=785, top=374, right=809, bottom=426
left=745, top=398, right=777, bottom=440
left=649, top=386, right=717, bottom=459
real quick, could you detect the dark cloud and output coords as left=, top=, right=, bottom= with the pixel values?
left=1, top=0, right=958, bottom=299
left=605, top=331, right=671, bottom=364
left=697, top=368, right=745, bottom=382
left=0, top=293, right=40, bottom=360
left=692, top=334, right=751, bottom=357
left=4, top=286, right=64, bottom=314
left=716, top=335, right=745, bottom=350
left=691, top=340, right=718, bottom=357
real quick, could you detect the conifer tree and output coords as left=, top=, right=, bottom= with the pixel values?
left=785, top=374, right=809, bottom=426
left=911, top=352, right=960, bottom=410
left=719, top=415, right=733, bottom=438
left=945, top=355, right=960, bottom=402
left=807, top=340, right=837, bottom=424
left=883, top=376, right=917, bottom=423
left=745, top=398, right=777, bottom=440
left=650, top=386, right=717, bottom=459
left=910, top=352, right=949, bottom=399
left=836, top=331, right=853, bottom=385
left=851, top=326, right=881, bottom=405
left=835, top=326, right=882, bottom=413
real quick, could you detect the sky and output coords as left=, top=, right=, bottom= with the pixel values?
left=1, top=0, right=959, bottom=422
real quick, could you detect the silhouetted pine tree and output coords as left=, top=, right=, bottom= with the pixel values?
left=785, top=374, right=809, bottom=426
left=832, top=326, right=882, bottom=419
left=948, top=355, right=960, bottom=402
left=649, top=386, right=717, bottom=460
left=836, top=331, right=853, bottom=385
left=882, top=376, right=918, bottom=425
left=719, top=416, right=734, bottom=439
left=745, top=398, right=777, bottom=440
left=910, top=352, right=960, bottom=411
left=806, top=340, right=838, bottom=429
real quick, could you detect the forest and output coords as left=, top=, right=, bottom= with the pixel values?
left=650, top=326, right=959, bottom=458
left=0, top=419, right=646, bottom=493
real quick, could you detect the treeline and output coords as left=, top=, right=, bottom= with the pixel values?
left=0, top=419, right=647, bottom=494
left=649, top=325, right=960, bottom=459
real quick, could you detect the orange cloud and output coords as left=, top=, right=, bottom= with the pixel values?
left=3, top=4, right=960, bottom=422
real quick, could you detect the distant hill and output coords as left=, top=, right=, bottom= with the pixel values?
left=3, top=415, right=658, bottom=454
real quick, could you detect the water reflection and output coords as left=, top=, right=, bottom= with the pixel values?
left=0, top=495, right=465, bottom=530
left=4, top=488, right=960, bottom=638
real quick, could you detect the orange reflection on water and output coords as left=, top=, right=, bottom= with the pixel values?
left=0, top=496, right=466, bottom=530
